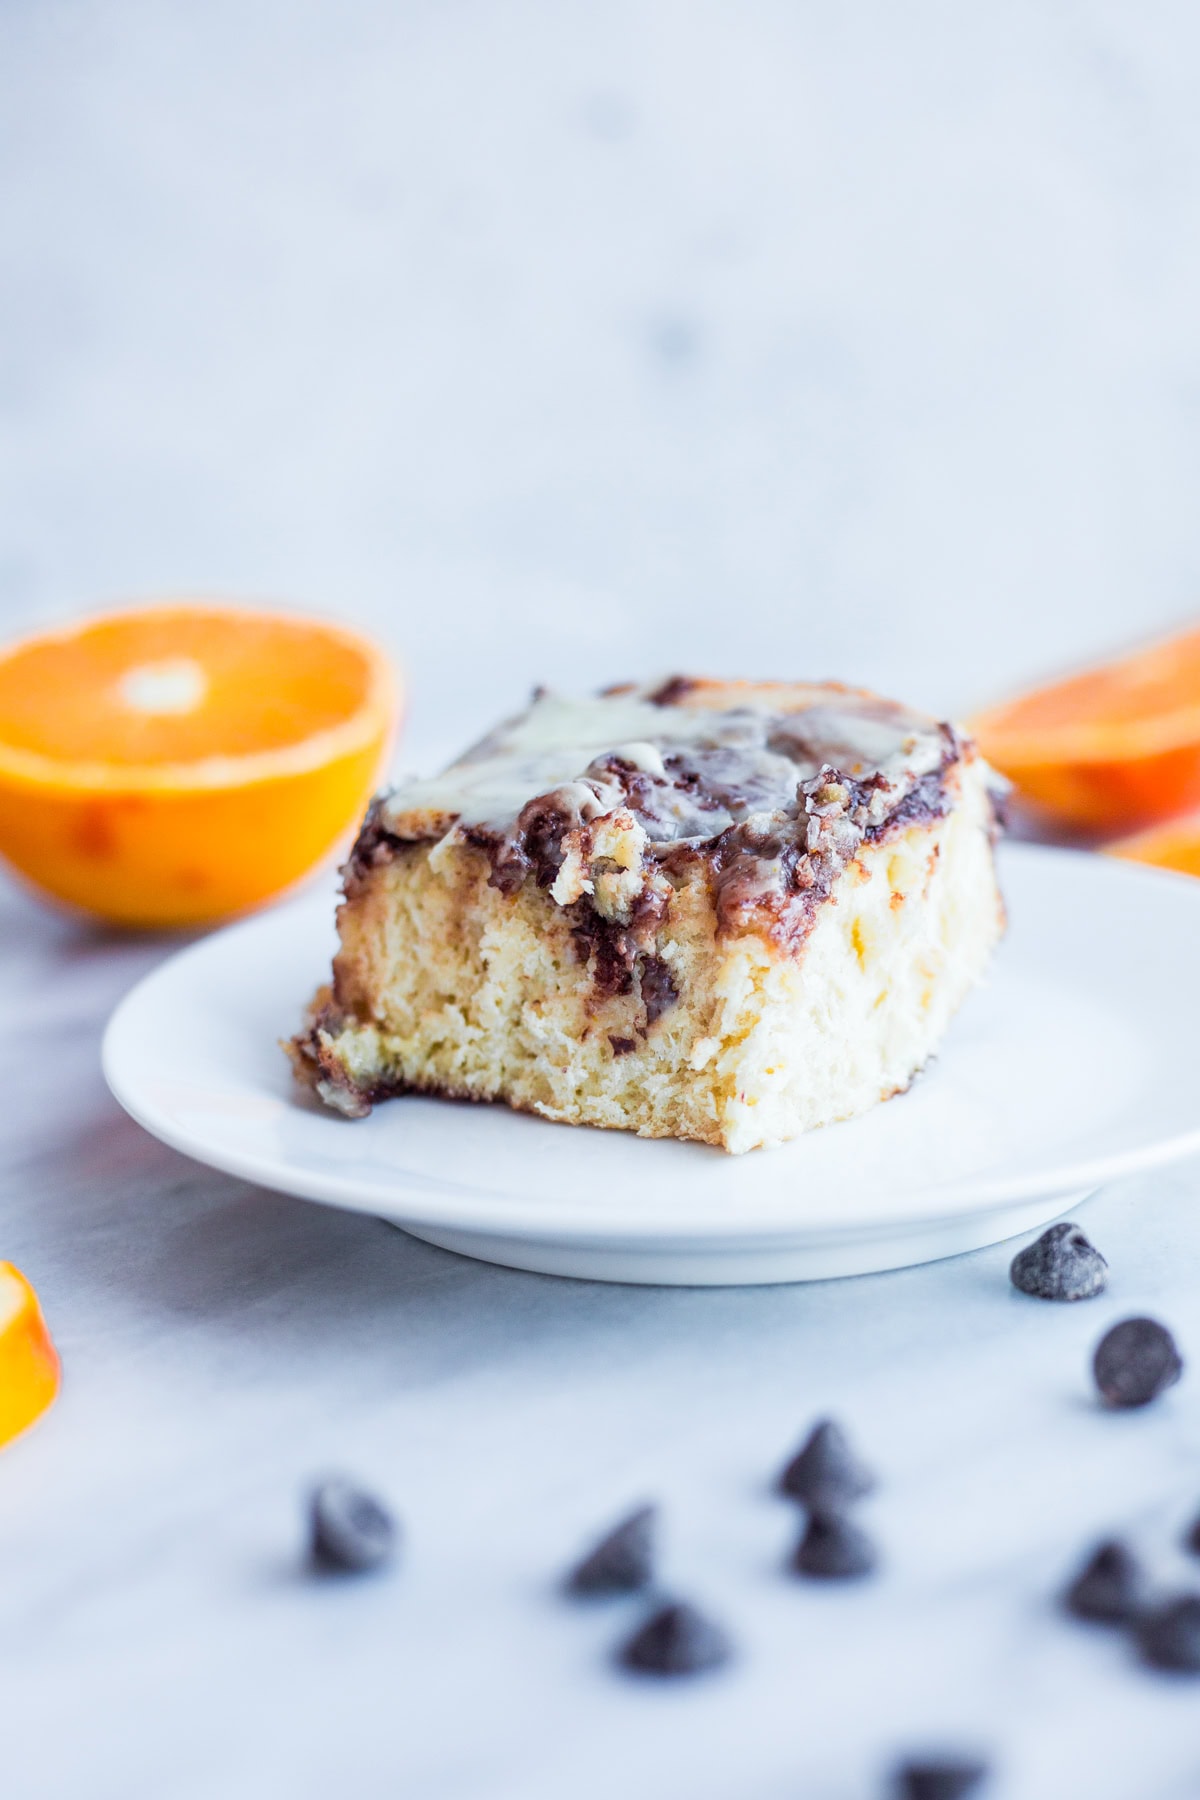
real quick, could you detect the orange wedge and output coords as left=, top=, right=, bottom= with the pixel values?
left=0, top=604, right=398, bottom=926
left=1107, top=811, right=1200, bottom=878
left=970, top=625, right=1200, bottom=835
left=0, top=1263, right=60, bottom=1448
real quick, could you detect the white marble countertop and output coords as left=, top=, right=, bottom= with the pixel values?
left=4, top=5, right=1200, bottom=1795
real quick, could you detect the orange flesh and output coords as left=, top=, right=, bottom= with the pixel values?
left=0, top=605, right=398, bottom=925
left=0, top=609, right=378, bottom=768
left=978, top=629, right=1200, bottom=744
left=971, top=626, right=1200, bottom=759
left=971, top=624, right=1200, bottom=834
left=0, top=1264, right=60, bottom=1448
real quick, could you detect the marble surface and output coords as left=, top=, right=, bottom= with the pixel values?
left=4, top=4, right=1200, bottom=1795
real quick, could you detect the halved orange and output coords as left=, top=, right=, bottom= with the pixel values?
left=0, top=1263, right=60, bottom=1449
left=1107, top=810, right=1200, bottom=879
left=0, top=604, right=398, bottom=926
left=970, top=624, right=1200, bottom=834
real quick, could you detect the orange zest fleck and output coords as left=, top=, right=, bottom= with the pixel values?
left=0, top=604, right=399, bottom=926
left=0, top=1263, right=60, bottom=1449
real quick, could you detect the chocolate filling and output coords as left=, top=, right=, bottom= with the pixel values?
left=478, top=797, right=570, bottom=895
left=343, top=794, right=409, bottom=897
left=640, top=956, right=680, bottom=1024
left=287, top=996, right=412, bottom=1118
left=567, top=885, right=676, bottom=1033
left=648, top=675, right=700, bottom=706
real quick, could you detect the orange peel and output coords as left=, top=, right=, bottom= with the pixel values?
left=0, top=1262, right=60, bottom=1449
left=1106, top=810, right=1200, bottom=879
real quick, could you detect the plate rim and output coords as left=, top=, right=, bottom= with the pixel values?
left=101, top=844, right=1200, bottom=1245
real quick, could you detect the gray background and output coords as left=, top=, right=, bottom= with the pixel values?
left=3, top=2, right=1199, bottom=768
left=3, top=6, right=1200, bottom=1797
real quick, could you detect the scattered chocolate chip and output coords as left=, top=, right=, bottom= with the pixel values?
left=779, top=1418, right=875, bottom=1509
left=568, top=1504, right=657, bottom=1594
left=1062, top=1539, right=1144, bottom=1624
left=1009, top=1222, right=1108, bottom=1301
left=1135, top=1595, right=1200, bottom=1672
left=792, top=1509, right=878, bottom=1579
left=892, top=1759, right=989, bottom=1800
left=309, top=1477, right=397, bottom=1573
left=1092, top=1317, right=1183, bottom=1409
left=618, top=1600, right=732, bottom=1676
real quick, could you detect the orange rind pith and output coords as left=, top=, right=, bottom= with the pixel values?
left=970, top=625, right=1200, bottom=835
left=0, top=604, right=399, bottom=926
left=0, top=1263, right=60, bottom=1449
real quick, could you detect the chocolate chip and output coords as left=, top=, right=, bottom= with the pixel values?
left=1062, top=1539, right=1144, bottom=1624
left=1009, top=1222, right=1108, bottom=1301
left=1135, top=1596, right=1200, bottom=1672
left=1184, top=1510, right=1200, bottom=1557
left=309, top=1477, right=397, bottom=1573
left=568, top=1504, right=657, bottom=1594
left=792, top=1510, right=878, bottom=1579
left=779, top=1418, right=875, bottom=1509
left=892, top=1760, right=989, bottom=1800
left=618, top=1600, right=732, bottom=1676
left=1092, top=1317, right=1183, bottom=1408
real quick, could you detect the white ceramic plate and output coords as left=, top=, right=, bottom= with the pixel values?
left=103, top=845, right=1200, bottom=1285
